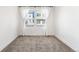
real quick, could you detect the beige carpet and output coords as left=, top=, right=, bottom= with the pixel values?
left=2, top=36, right=74, bottom=52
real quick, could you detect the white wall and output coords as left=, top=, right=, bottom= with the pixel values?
left=46, top=7, right=54, bottom=35
left=19, top=7, right=54, bottom=36
left=54, top=6, right=79, bottom=51
left=0, top=6, right=19, bottom=51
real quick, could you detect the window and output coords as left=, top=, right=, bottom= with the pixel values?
left=20, top=7, right=49, bottom=26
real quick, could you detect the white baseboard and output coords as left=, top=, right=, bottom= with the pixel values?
left=55, top=34, right=76, bottom=52
left=0, top=35, right=18, bottom=52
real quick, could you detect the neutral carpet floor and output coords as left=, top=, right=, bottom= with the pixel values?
left=2, top=36, right=74, bottom=52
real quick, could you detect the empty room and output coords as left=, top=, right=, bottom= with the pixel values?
left=0, top=6, right=79, bottom=52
